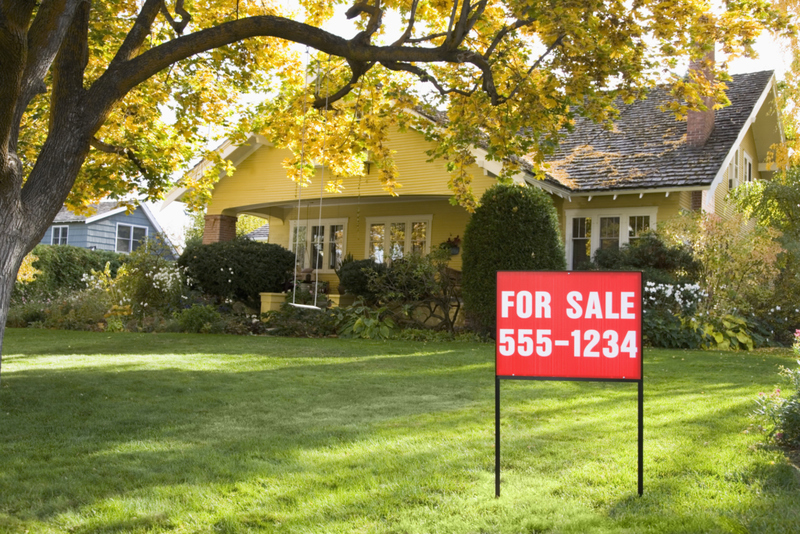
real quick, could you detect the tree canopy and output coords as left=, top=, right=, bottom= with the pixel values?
left=1, top=0, right=799, bottom=367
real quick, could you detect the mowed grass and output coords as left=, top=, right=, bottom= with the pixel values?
left=0, top=329, right=798, bottom=534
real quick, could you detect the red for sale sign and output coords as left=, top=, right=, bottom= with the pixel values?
left=496, top=271, right=642, bottom=380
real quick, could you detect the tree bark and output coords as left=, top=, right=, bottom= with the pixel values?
left=0, top=197, right=32, bottom=386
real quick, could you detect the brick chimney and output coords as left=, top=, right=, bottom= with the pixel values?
left=686, top=47, right=716, bottom=147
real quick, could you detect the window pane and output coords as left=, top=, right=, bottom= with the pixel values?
left=370, top=224, right=385, bottom=263
left=328, top=225, right=344, bottom=270
left=571, top=218, right=592, bottom=270
left=628, top=216, right=650, bottom=239
left=390, top=223, right=405, bottom=260
left=410, top=221, right=427, bottom=255
left=311, top=225, right=325, bottom=269
left=132, top=227, right=147, bottom=251
left=116, top=225, right=132, bottom=253
left=292, top=225, right=307, bottom=268
left=599, top=217, right=620, bottom=250
left=52, top=227, right=68, bottom=245
left=572, top=217, right=591, bottom=239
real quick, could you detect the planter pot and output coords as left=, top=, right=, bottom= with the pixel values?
left=259, top=292, right=287, bottom=314
left=450, top=246, right=460, bottom=255
left=329, top=294, right=357, bottom=308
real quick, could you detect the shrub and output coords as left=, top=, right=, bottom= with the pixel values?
left=366, top=249, right=462, bottom=332
left=753, top=331, right=800, bottom=448
left=174, top=304, right=224, bottom=334
left=335, top=301, right=397, bottom=339
left=262, top=304, right=339, bottom=337
left=642, top=309, right=708, bottom=349
left=114, top=238, right=182, bottom=317
left=179, top=238, right=295, bottom=309
left=22, top=245, right=124, bottom=298
left=462, top=183, right=565, bottom=334
left=42, top=289, right=113, bottom=331
left=659, top=211, right=783, bottom=316
left=592, top=233, right=700, bottom=285
left=336, top=259, right=386, bottom=302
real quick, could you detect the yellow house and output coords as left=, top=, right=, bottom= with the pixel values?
left=168, top=69, right=782, bottom=303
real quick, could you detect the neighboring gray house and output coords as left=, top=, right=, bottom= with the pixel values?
left=40, top=202, right=176, bottom=258
left=246, top=223, right=270, bottom=241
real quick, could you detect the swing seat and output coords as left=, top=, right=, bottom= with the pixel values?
left=288, top=302, right=323, bottom=311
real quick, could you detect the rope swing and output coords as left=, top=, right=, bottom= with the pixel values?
left=289, top=49, right=329, bottom=311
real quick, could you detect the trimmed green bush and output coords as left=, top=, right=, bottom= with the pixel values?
left=462, top=183, right=565, bottom=334
left=592, top=233, right=699, bottom=285
left=25, top=244, right=124, bottom=296
left=336, top=259, right=386, bottom=302
left=174, top=304, right=224, bottom=334
left=179, top=238, right=295, bottom=309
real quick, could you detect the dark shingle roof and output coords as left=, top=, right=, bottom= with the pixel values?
left=52, top=201, right=125, bottom=223
left=247, top=223, right=270, bottom=240
left=541, top=70, right=774, bottom=192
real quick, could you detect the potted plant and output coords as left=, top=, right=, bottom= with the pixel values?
left=440, top=235, right=461, bottom=255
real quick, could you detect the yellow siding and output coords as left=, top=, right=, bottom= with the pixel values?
left=715, top=164, right=733, bottom=219
left=678, top=191, right=693, bottom=212
left=207, top=127, right=498, bottom=216
left=714, top=125, right=760, bottom=220
left=563, top=193, right=685, bottom=223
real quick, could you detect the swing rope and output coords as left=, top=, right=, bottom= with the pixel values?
left=289, top=49, right=329, bottom=311
left=312, top=54, right=332, bottom=308
left=291, top=48, right=310, bottom=308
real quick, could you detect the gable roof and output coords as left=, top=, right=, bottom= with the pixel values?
left=539, top=70, right=778, bottom=193
left=53, top=201, right=124, bottom=223
left=247, top=223, right=270, bottom=241
left=52, top=202, right=177, bottom=256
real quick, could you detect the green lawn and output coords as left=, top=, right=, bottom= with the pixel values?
left=0, top=329, right=798, bottom=533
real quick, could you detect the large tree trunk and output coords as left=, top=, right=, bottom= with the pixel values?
left=0, top=206, right=35, bottom=386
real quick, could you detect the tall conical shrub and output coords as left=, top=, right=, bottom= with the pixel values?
left=462, top=183, right=565, bottom=334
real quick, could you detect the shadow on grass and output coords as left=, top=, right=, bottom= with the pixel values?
left=2, top=331, right=799, bottom=532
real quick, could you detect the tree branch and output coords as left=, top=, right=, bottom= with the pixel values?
left=90, top=137, right=153, bottom=179
left=484, top=19, right=534, bottom=59
left=50, top=0, right=89, bottom=128
left=380, top=61, right=474, bottom=98
left=20, top=1, right=94, bottom=229
left=90, top=15, right=489, bottom=117
left=161, top=0, right=191, bottom=35
left=10, top=0, right=85, bottom=153
left=345, top=1, right=383, bottom=45
left=110, top=0, right=165, bottom=66
left=496, top=33, right=565, bottom=104
left=407, top=32, right=447, bottom=44
left=313, top=60, right=372, bottom=109
left=0, top=0, right=37, bottom=176
left=391, top=0, right=419, bottom=46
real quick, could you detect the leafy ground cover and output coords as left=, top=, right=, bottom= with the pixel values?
left=0, top=329, right=798, bottom=533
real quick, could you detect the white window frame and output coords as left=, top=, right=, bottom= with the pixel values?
left=729, top=149, right=740, bottom=189
left=743, top=151, right=754, bottom=184
left=564, top=207, right=658, bottom=270
left=289, top=217, right=348, bottom=273
left=51, top=225, right=68, bottom=245
left=364, top=215, right=433, bottom=263
left=115, top=223, right=149, bottom=253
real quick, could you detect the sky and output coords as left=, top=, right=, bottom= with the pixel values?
left=148, top=27, right=795, bottom=252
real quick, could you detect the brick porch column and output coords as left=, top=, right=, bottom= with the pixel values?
left=202, top=214, right=237, bottom=244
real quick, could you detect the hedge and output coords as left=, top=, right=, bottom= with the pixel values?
left=179, top=238, right=295, bottom=309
